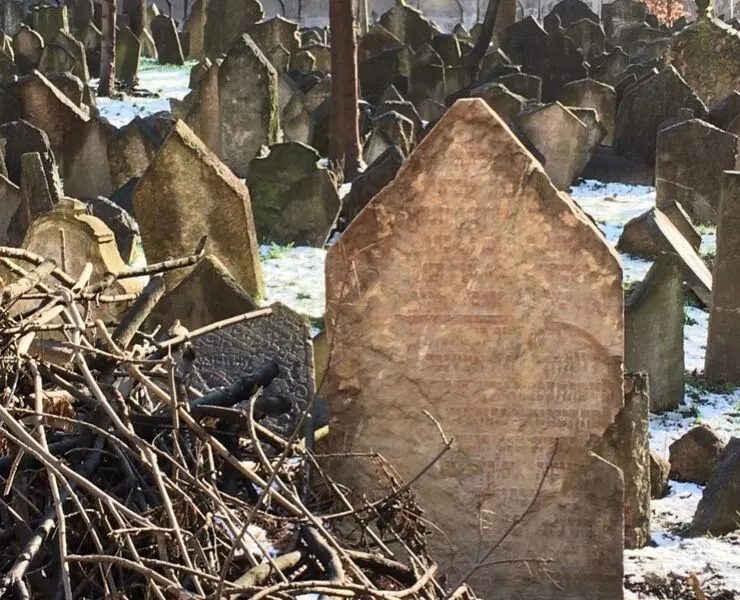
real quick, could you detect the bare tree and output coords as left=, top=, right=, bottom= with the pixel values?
left=184, top=0, right=192, bottom=25
left=98, top=0, right=116, bottom=97
left=328, top=0, right=362, bottom=180
left=465, top=0, right=502, bottom=66
left=124, top=0, right=148, bottom=38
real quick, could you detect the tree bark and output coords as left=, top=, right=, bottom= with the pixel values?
left=97, top=0, right=117, bottom=97
left=328, top=0, right=362, bottom=181
left=466, top=0, right=502, bottom=66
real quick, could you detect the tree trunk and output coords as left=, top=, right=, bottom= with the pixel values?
left=125, top=0, right=147, bottom=38
left=328, top=0, right=362, bottom=181
left=98, top=0, right=116, bottom=97
left=466, top=0, right=502, bottom=66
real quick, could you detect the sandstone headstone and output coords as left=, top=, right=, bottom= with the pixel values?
left=44, top=71, right=84, bottom=108
left=133, top=121, right=264, bottom=298
left=203, top=0, right=264, bottom=58
left=689, top=437, right=740, bottom=536
left=115, top=26, right=140, bottom=85
left=593, top=372, right=650, bottom=549
left=218, top=34, right=280, bottom=178
left=655, top=119, right=740, bottom=216
left=616, top=208, right=712, bottom=305
left=324, top=98, right=625, bottom=598
left=496, top=72, right=542, bottom=101
left=560, top=78, right=617, bottom=145
left=151, top=15, right=184, bottom=66
left=670, top=425, right=725, bottom=484
left=29, top=5, right=68, bottom=44
left=706, top=171, right=740, bottom=383
left=515, top=101, right=596, bottom=190
left=471, top=82, right=528, bottom=122
left=614, top=66, right=707, bottom=166
left=12, top=26, right=43, bottom=74
left=246, top=142, right=340, bottom=247
left=625, top=254, right=685, bottom=413
left=650, top=451, right=670, bottom=499
left=148, top=255, right=259, bottom=331
left=86, top=195, right=139, bottom=265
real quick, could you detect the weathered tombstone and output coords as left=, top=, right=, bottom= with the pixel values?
left=38, top=29, right=89, bottom=82
left=707, top=90, right=740, bottom=130
left=655, top=199, right=702, bottom=251
left=188, top=303, right=313, bottom=433
left=706, top=171, right=740, bottom=383
left=279, top=75, right=312, bottom=145
left=324, top=99, right=625, bottom=598
left=593, top=372, right=650, bottom=549
left=650, top=451, right=670, bottom=499
left=0, top=119, right=57, bottom=190
left=218, top=34, right=280, bottom=178
left=60, top=117, right=115, bottom=199
left=29, top=5, right=68, bottom=44
left=358, top=24, right=404, bottom=63
left=689, top=437, right=740, bottom=537
left=20, top=152, right=57, bottom=224
left=655, top=119, right=740, bottom=216
left=0, top=174, right=22, bottom=244
left=613, top=66, right=707, bottom=166
left=115, top=26, right=140, bottom=85
left=376, top=99, right=423, bottom=141
left=44, top=71, right=84, bottom=107
left=12, top=25, right=43, bottom=74
left=363, top=110, right=414, bottom=165
left=588, top=47, right=630, bottom=87
left=547, top=0, right=600, bottom=28
left=183, top=0, right=206, bottom=59
left=496, top=72, right=542, bottom=101
left=471, top=82, right=527, bottom=122
left=107, top=117, right=160, bottom=191
left=669, top=425, right=725, bottom=484
left=246, top=142, right=340, bottom=246
left=133, top=121, right=264, bottom=298
left=66, top=0, right=93, bottom=40
left=379, top=4, right=435, bottom=50
left=430, top=33, right=461, bottom=66
left=150, top=15, right=184, bottom=65
left=560, top=78, right=617, bottom=145
left=565, top=18, right=606, bottom=62
left=625, top=254, right=684, bottom=413
left=86, top=195, right=139, bottom=265
left=515, top=101, right=596, bottom=190
left=602, top=0, right=649, bottom=40
left=617, top=207, right=712, bottom=305
left=656, top=178, right=717, bottom=226
left=203, top=0, right=264, bottom=58
left=148, top=255, right=258, bottom=331
left=245, top=16, right=300, bottom=69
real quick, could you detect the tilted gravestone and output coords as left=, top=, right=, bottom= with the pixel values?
left=115, top=26, right=140, bottom=85
left=218, top=34, right=280, bottom=178
left=588, top=47, right=630, bottom=87
left=246, top=142, right=341, bottom=247
left=324, top=98, right=625, bottom=599
left=379, top=4, right=436, bottom=51
left=0, top=119, right=57, bottom=191
left=471, top=82, right=528, bottom=122
left=28, top=5, right=69, bottom=44
left=12, top=26, right=44, bottom=74
left=564, top=18, right=606, bottom=62
left=625, top=254, right=685, bottom=413
left=60, top=117, right=116, bottom=200
left=496, top=72, right=542, bottom=101
left=706, top=171, right=740, bottom=384
left=151, top=15, right=184, bottom=66
left=38, top=29, right=89, bottom=82
left=203, top=0, right=263, bottom=58
left=560, top=78, right=617, bottom=145
left=133, top=120, right=264, bottom=299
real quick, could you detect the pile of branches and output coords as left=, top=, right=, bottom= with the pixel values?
left=0, top=242, right=477, bottom=600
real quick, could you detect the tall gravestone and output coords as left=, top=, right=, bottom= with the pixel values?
left=324, top=99, right=625, bottom=599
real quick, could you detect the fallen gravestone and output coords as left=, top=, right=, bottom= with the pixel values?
left=133, top=120, right=264, bottom=298
left=669, top=425, right=725, bottom=485
left=246, top=142, right=340, bottom=247
left=625, top=254, right=684, bottom=413
left=324, top=98, right=625, bottom=599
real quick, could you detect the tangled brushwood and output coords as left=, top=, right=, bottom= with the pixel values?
left=0, top=241, right=477, bottom=600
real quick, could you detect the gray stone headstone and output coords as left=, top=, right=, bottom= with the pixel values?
left=151, top=15, right=184, bottom=66
left=203, top=0, right=263, bottom=58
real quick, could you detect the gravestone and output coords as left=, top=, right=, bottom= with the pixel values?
left=656, top=178, right=716, bottom=226
left=617, top=208, right=712, bottom=305
left=565, top=18, right=606, bottom=62
left=246, top=142, right=340, bottom=247
left=528, top=28, right=587, bottom=102
left=12, top=26, right=43, bottom=74
left=379, top=4, right=435, bottom=50
left=184, top=0, right=206, bottom=59
left=496, top=72, right=542, bottom=101
left=515, top=102, right=597, bottom=190
left=66, top=0, right=93, bottom=40
left=656, top=199, right=702, bottom=251
left=45, top=72, right=84, bottom=107
left=86, top=196, right=139, bottom=265
left=151, top=15, right=184, bottom=65
left=588, top=48, right=630, bottom=87
left=29, top=5, right=68, bottom=44
left=203, top=0, right=263, bottom=58
left=650, top=452, right=670, bottom=499
left=547, top=0, right=600, bottom=29
left=115, top=26, right=140, bottom=85
left=472, top=82, right=527, bottom=122
left=245, top=16, right=300, bottom=70
left=133, top=120, right=264, bottom=298
left=358, top=24, right=403, bottom=63
left=189, top=303, right=313, bottom=433
left=38, top=29, right=89, bottom=82
left=655, top=119, right=740, bottom=216
left=625, top=254, right=685, bottom=413
left=107, top=117, right=160, bottom=190
left=602, top=0, right=649, bottom=40
left=669, top=425, right=724, bottom=485
left=0, top=174, right=22, bottom=244
left=278, top=75, right=311, bottom=145
left=324, top=98, right=625, bottom=599
left=0, top=119, right=57, bottom=192
left=707, top=90, right=740, bottom=130
left=706, top=171, right=740, bottom=383
left=148, top=255, right=258, bottom=331
left=20, top=152, right=56, bottom=219
left=614, top=66, right=707, bottom=166
left=363, top=110, right=414, bottom=165
left=218, top=34, right=280, bottom=178
left=594, top=372, right=651, bottom=549
left=560, top=78, right=617, bottom=145
left=60, top=117, right=115, bottom=199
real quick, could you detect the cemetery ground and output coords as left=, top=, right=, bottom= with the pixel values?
left=98, top=62, right=740, bottom=599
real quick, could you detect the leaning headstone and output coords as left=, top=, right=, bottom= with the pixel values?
left=496, top=72, right=542, bottom=101
left=29, top=5, right=68, bottom=44
left=246, top=142, right=340, bottom=247
left=379, top=4, right=435, bottom=50
left=656, top=178, right=716, bottom=226
left=150, top=15, right=184, bottom=65
left=133, top=121, right=264, bottom=298
left=38, top=29, right=89, bottom=82
left=0, top=174, right=22, bottom=245
left=471, top=82, right=528, bottom=122
left=655, top=119, right=740, bottom=217
left=515, top=101, right=597, bottom=190
left=203, top=0, right=264, bottom=58
left=0, top=119, right=57, bottom=191
left=115, top=26, right=140, bottom=85
left=44, top=71, right=84, bottom=107
left=564, top=18, right=606, bottom=62
left=706, top=171, right=740, bottom=383
left=324, top=98, right=625, bottom=598
left=656, top=199, right=702, bottom=251
left=60, top=117, right=115, bottom=199
left=593, top=372, right=650, bottom=549
left=614, top=66, right=707, bottom=166
left=12, top=26, right=44, bottom=74
left=107, top=117, right=160, bottom=190
left=689, top=437, right=740, bottom=537
left=188, top=303, right=313, bottom=433
left=148, top=255, right=258, bottom=331
left=559, top=78, right=617, bottom=145
left=218, top=34, right=280, bottom=178
left=625, top=254, right=684, bottom=413
left=526, top=28, right=588, bottom=102
left=617, top=207, right=712, bottom=305
left=20, top=152, right=57, bottom=226
left=86, top=195, right=139, bottom=265
left=589, top=47, right=630, bottom=87
left=669, top=425, right=725, bottom=485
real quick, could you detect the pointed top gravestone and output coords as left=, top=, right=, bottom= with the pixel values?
left=324, top=98, right=624, bottom=599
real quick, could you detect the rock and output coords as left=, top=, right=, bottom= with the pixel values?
left=133, top=120, right=264, bottom=298
left=151, top=15, right=184, bottom=66
left=706, top=171, right=740, bottom=384
left=669, top=425, right=725, bottom=485
left=246, top=142, right=340, bottom=247
left=650, top=451, right=671, bottom=499
left=323, top=98, right=624, bottom=598
left=625, top=254, right=685, bottom=413
left=689, top=437, right=740, bottom=536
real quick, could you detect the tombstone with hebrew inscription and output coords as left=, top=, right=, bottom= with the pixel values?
left=324, top=98, right=625, bottom=600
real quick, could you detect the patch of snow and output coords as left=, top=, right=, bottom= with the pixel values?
left=259, top=245, right=326, bottom=320
left=684, top=306, right=708, bottom=373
